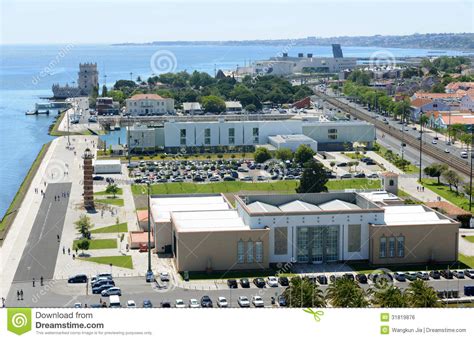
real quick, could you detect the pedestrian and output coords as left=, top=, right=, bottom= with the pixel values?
left=20, top=290, right=23, bottom=300
left=2, top=297, right=5, bottom=307
left=40, top=276, right=44, bottom=286
left=68, top=248, right=71, bottom=255
left=63, top=246, right=65, bottom=254
left=72, top=254, right=75, bottom=260
left=44, top=181, right=46, bottom=186
left=75, top=248, right=78, bottom=255
left=416, top=186, right=419, bottom=191
left=422, top=186, right=425, bottom=192
left=16, top=290, right=19, bottom=301
left=99, top=298, right=102, bottom=304
left=57, top=234, right=60, bottom=242
left=32, top=278, right=35, bottom=287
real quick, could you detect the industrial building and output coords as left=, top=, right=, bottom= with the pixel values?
left=127, top=118, right=375, bottom=153
left=93, top=159, right=122, bottom=174
left=146, top=190, right=459, bottom=272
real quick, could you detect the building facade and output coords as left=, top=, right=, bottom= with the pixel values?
left=126, top=94, right=175, bottom=116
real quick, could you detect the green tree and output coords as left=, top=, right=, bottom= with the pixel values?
left=244, top=104, right=257, bottom=112
left=74, top=214, right=93, bottom=239
left=254, top=147, right=272, bottom=163
left=326, top=278, right=369, bottom=307
left=275, top=148, right=293, bottom=161
left=423, top=163, right=448, bottom=184
left=282, top=277, right=326, bottom=308
left=296, top=160, right=328, bottom=193
left=370, top=283, right=409, bottom=307
left=294, top=144, right=315, bottom=164
left=405, top=280, right=441, bottom=307
left=76, top=239, right=90, bottom=255
left=431, top=83, right=445, bottom=93
left=105, top=183, right=119, bottom=198
left=443, top=169, right=461, bottom=192
left=101, top=85, right=108, bottom=97
left=201, top=95, right=226, bottom=113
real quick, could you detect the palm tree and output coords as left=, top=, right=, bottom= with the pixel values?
left=282, top=277, right=326, bottom=308
left=405, top=280, right=441, bottom=307
left=326, top=278, right=369, bottom=307
left=370, top=283, right=409, bottom=307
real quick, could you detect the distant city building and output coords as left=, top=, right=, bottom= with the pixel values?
left=52, top=63, right=98, bottom=99
left=268, top=134, right=318, bottom=152
left=460, top=89, right=474, bottom=111
left=125, top=94, right=175, bottom=116
left=96, top=97, right=119, bottom=115
left=332, top=44, right=344, bottom=58
left=182, top=102, right=203, bottom=115
left=225, top=101, right=242, bottom=113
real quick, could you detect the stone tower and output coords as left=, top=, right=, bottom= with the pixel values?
left=78, top=63, right=99, bottom=96
left=82, top=148, right=95, bottom=210
left=381, top=172, right=399, bottom=195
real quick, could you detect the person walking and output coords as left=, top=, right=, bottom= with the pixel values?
left=68, top=248, right=71, bottom=255
left=63, top=246, right=65, bottom=254
left=40, top=276, right=44, bottom=286
left=20, top=290, right=23, bottom=300
left=32, top=278, right=35, bottom=287
left=16, top=290, right=19, bottom=301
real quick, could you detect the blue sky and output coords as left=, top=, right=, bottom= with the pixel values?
left=1, top=0, right=472, bottom=44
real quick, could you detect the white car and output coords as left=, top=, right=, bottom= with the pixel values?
left=217, top=297, right=228, bottom=308
left=432, top=140, right=437, bottom=144
left=189, top=299, right=200, bottom=308
left=127, top=300, right=136, bottom=308
left=238, top=296, right=250, bottom=308
left=160, top=272, right=170, bottom=281
left=73, top=302, right=82, bottom=308
left=445, top=149, right=450, bottom=153
left=267, top=276, right=279, bottom=287
left=175, top=299, right=186, bottom=308
left=252, top=296, right=264, bottom=308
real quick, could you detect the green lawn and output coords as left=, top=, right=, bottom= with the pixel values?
left=374, top=143, right=419, bottom=174
left=463, top=236, right=474, bottom=243
left=459, top=253, right=474, bottom=268
left=94, top=188, right=123, bottom=196
left=132, top=179, right=380, bottom=196
left=73, top=238, right=117, bottom=250
left=80, top=255, right=133, bottom=269
left=1, top=142, right=50, bottom=234
left=422, top=179, right=472, bottom=212
left=95, top=198, right=124, bottom=207
left=90, top=223, right=128, bottom=234
left=344, top=152, right=364, bottom=160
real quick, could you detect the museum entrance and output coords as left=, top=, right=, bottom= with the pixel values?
left=296, top=226, right=339, bottom=263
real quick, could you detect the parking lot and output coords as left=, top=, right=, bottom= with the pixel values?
left=128, top=159, right=304, bottom=184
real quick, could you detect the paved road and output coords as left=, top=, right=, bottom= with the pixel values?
left=12, top=182, right=72, bottom=283
left=5, top=275, right=474, bottom=308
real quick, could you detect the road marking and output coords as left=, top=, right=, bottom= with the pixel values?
left=38, top=201, right=52, bottom=241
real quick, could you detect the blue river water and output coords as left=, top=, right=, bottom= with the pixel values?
left=0, top=44, right=467, bottom=216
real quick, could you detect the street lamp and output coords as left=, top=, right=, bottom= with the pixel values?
left=470, top=127, right=474, bottom=209
left=147, top=182, right=152, bottom=273
left=419, top=109, right=423, bottom=183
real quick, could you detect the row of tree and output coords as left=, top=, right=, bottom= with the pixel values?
left=342, top=81, right=412, bottom=123
left=424, top=163, right=465, bottom=194
left=283, top=276, right=441, bottom=308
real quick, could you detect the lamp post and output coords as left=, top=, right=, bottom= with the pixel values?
left=419, top=109, right=423, bottom=183
left=470, top=127, right=474, bottom=209
left=147, top=182, right=152, bottom=273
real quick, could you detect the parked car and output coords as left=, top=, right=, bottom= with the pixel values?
left=267, top=276, right=279, bottom=287
left=189, top=299, right=200, bottom=308
left=317, top=275, right=328, bottom=285
left=160, top=272, right=170, bottom=281
left=430, top=270, right=441, bottom=279
left=354, top=173, right=366, bottom=178
left=394, top=272, right=406, bottom=282
left=342, top=273, right=354, bottom=281
left=238, top=296, right=250, bottom=308
left=253, top=277, right=266, bottom=288
left=175, top=299, right=186, bottom=308
left=453, top=270, right=465, bottom=279
left=240, top=278, right=250, bottom=288
left=92, top=279, right=115, bottom=289
left=217, top=297, right=228, bottom=308
left=278, top=276, right=289, bottom=286
left=367, top=173, right=379, bottom=178
left=355, top=274, right=367, bottom=284
left=101, top=287, right=122, bottom=297
left=92, top=283, right=113, bottom=294
left=127, top=300, right=136, bottom=308
left=145, top=270, right=155, bottom=283
left=278, top=295, right=287, bottom=307
left=405, top=272, right=417, bottom=281
left=142, top=300, right=153, bottom=308
left=464, top=269, right=474, bottom=278
left=416, top=271, right=430, bottom=280
left=252, top=296, right=264, bottom=308
left=200, top=295, right=213, bottom=308
left=160, top=302, right=171, bottom=308
left=92, top=176, right=104, bottom=181
left=440, top=270, right=453, bottom=279
left=68, top=274, right=88, bottom=284
left=341, top=173, right=352, bottom=179
left=227, top=279, right=238, bottom=289
left=91, top=273, right=112, bottom=283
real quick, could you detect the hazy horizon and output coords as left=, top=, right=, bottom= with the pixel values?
left=1, top=0, right=472, bottom=45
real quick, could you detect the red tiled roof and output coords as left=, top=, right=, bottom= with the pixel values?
left=410, top=98, right=432, bottom=108
left=129, top=94, right=164, bottom=100
left=414, top=92, right=463, bottom=99
left=425, top=201, right=471, bottom=216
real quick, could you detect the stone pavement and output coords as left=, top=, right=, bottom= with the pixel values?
left=398, top=176, right=447, bottom=203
